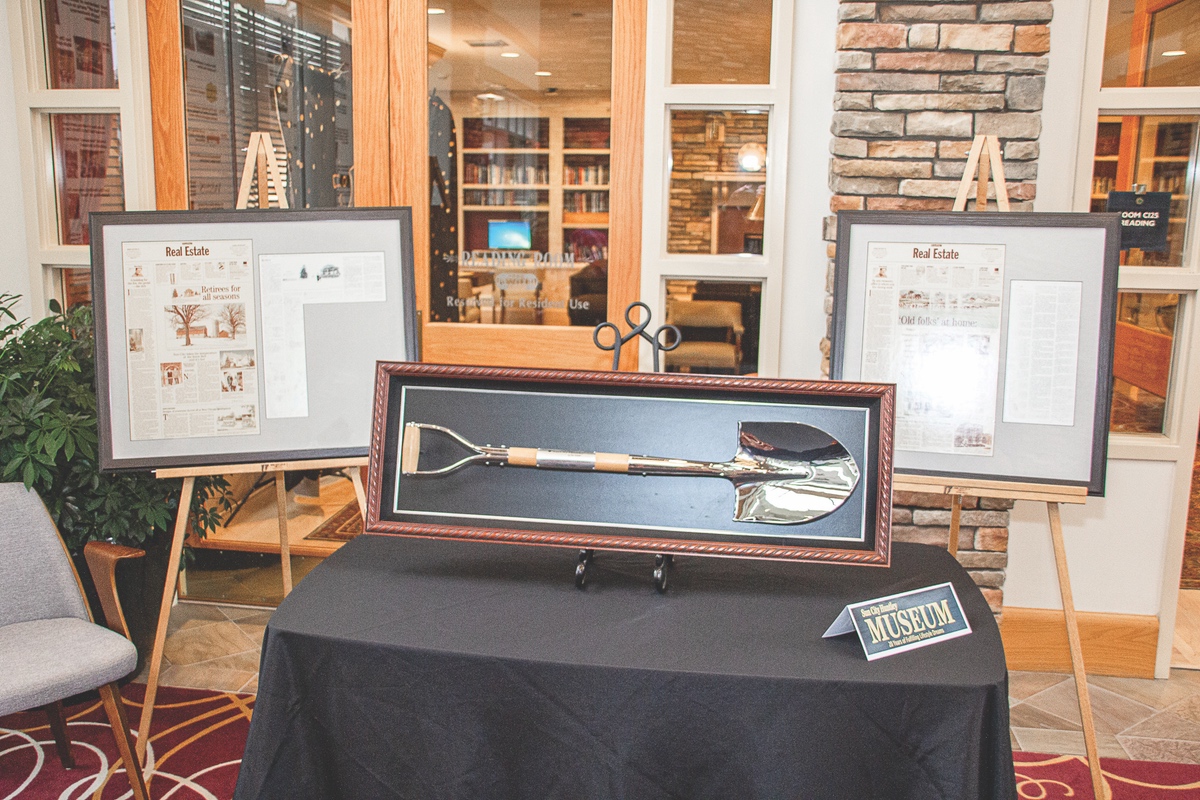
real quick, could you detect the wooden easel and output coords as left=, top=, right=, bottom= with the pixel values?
left=137, top=459, right=367, bottom=762
left=137, top=131, right=343, bottom=762
left=894, top=135, right=1110, bottom=800
left=235, top=132, right=290, bottom=210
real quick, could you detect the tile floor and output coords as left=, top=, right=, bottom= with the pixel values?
left=136, top=602, right=269, bottom=695
left=147, top=597, right=1200, bottom=765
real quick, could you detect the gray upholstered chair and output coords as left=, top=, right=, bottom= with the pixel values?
left=0, top=482, right=149, bottom=800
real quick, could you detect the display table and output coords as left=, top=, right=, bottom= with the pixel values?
left=234, top=537, right=1015, bottom=800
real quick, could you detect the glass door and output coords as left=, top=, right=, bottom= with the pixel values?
left=416, top=0, right=644, bottom=368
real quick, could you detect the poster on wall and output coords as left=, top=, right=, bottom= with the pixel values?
left=830, top=211, right=1120, bottom=495
left=182, top=15, right=235, bottom=209
left=90, top=208, right=417, bottom=471
left=42, top=0, right=117, bottom=89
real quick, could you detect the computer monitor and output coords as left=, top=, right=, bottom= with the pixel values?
left=488, top=219, right=532, bottom=250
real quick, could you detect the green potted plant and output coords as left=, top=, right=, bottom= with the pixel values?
left=0, top=292, right=231, bottom=659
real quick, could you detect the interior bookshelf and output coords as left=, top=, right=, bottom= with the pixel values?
left=458, top=115, right=610, bottom=262
left=1090, top=115, right=1196, bottom=266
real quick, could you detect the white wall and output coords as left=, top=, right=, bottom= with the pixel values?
left=0, top=8, right=32, bottom=323
left=778, top=0, right=837, bottom=381
left=1006, top=459, right=1175, bottom=614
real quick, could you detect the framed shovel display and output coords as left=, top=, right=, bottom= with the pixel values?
left=366, top=364, right=895, bottom=565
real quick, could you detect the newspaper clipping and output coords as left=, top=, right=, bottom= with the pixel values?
left=258, top=251, right=387, bottom=419
left=121, top=239, right=260, bottom=440
left=860, top=241, right=1006, bottom=456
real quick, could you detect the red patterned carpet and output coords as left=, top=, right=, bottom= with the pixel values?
left=5, top=685, right=1200, bottom=798
left=1014, top=753, right=1200, bottom=798
left=0, top=683, right=251, bottom=799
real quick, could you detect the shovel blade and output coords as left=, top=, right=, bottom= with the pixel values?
left=731, top=422, right=861, bottom=524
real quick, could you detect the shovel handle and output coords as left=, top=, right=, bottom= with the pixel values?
left=401, top=422, right=721, bottom=478
left=508, top=447, right=631, bottom=473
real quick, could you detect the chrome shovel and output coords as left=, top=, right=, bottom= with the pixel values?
left=400, top=421, right=860, bottom=525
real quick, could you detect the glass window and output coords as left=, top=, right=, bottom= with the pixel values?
left=671, top=0, right=772, bottom=85
left=1111, top=291, right=1179, bottom=433
left=42, top=0, right=118, bottom=89
left=667, top=108, right=768, bottom=256
left=181, top=0, right=353, bottom=210
left=1090, top=115, right=1197, bottom=266
left=1103, top=0, right=1199, bottom=88
left=50, top=113, right=124, bottom=245
left=663, top=279, right=761, bottom=375
left=427, top=0, right=613, bottom=326
left=53, top=267, right=93, bottom=309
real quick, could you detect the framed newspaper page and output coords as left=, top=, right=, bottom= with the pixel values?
left=366, top=363, right=895, bottom=566
left=830, top=211, right=1120, bottom=496
left=90, top=207, right=417, bottom=471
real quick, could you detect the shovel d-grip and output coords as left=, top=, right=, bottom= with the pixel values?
left=400, top=421, right=860, bottom=525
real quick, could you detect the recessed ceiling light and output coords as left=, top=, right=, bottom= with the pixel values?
left=1162, top=50, right=1187, bottom=57
left=500, top=52, right=520, bottom=58
left=476, top=92, right=505, bottom=101
left=427, top=7, right=446, bottom=14
left=534, top=70, right=551, bottom=77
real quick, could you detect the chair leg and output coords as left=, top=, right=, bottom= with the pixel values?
left=97, top=683, right=149, bottom=800
left=42, top=700, right=75, bottom=768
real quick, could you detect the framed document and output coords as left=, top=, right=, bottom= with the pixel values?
left=831, top=211, right=1120, bottom=495
left=90, top=208, right=417, bottom=471
left=367, top=363, right=895, bottom=566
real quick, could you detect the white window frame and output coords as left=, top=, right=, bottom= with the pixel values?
left=7, top=0, right=155, bottom=316
left=1074, top=0, right=1200, bottom=673
left=639, top=0, right=794, bottom=376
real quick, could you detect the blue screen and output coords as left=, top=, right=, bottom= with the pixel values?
left=488, top=220, right=532, bottom=250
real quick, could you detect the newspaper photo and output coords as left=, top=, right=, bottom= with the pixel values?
left=121, top=239, right=260, bottom=440
left=860, top=241, right=1006, bottom=456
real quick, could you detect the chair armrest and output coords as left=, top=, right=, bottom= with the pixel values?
left=83, top=541, right=145, bottom=640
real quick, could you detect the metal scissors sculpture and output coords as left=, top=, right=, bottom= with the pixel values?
left=593, top=302, right=681, bottom=372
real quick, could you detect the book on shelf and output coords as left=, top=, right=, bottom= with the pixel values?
left=563, top=191, right=609, bottom=212
left=563, top=164, right=608, bottom=185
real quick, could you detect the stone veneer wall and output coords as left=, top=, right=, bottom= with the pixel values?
left=669, top=111, right=770, bottom=253
left=824, top=0, right=1054, bottom=614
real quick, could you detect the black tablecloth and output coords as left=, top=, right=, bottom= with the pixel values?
left=234, top=537, right=1015, bottom=800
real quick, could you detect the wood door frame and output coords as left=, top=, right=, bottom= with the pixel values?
left=146, top=0, right=392, bottom=209
left=146, top=0, right=642, bottom=368
left=395, top=0, right=645, bottom=370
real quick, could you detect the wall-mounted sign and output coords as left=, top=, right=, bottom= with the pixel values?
left=1106, top=191, right=1172, bottom=252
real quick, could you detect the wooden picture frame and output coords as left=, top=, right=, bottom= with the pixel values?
left=830, top=211, right=1120, bottom=495
left=367, top=363, right=895, bottom=565
left=90, top=207, right=417, bottom=471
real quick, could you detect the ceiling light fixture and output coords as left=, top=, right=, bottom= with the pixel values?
left=534, top=70, right=551, bottom=77
left=476, top=92, right=505, bottom=101
left=500, top=52, right=520, bottom=58
left=1162, top=50, right=1187, bottom=57
left=427, top=7, right=446, bottom=13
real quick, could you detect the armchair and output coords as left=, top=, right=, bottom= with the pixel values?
left=664, top=299, right=746, bottom=374
left=0, top=482, right=149, bottom=800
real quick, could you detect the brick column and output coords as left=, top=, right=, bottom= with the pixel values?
left=823, top=0, right=1053, bottom=614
